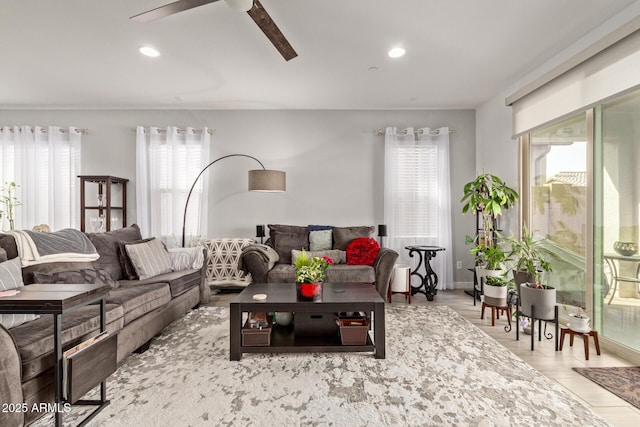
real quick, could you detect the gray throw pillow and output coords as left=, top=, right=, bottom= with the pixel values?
left=0, top=258, right=39, bottom=329
left=32, top=268, right=118, bottom=289
left=309, top=229, right=332, bottom=251
left=118, top=237, right=155, bottom=280
left=332, top=226, right=375, bottom=250
left=125, top=238, right=173, bottom=280
left=268, top=225, right=309, bottom=264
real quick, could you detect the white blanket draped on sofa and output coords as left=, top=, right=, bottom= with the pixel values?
left=7, top=229, right=99, bottom=266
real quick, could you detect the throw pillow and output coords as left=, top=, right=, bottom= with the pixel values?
left=309, top=229, right=332, bottom=251
left=168, top=247, right=204, bottom=271
left=32, top=268, right=118, bottom=289
left=0, top=248, right=7, bottom=263
left=86, top=224, right=143, bottom=281
left=0, top=258, right=39, bottom=329
left=346, top=237, right=380, bottom=266
left=291, top=249, right=346, bottom=265
left=333, top=226, right=375, bottom=250
left=268, top=225, right=309, bottom=264
left=125, top=238, right=173, bottom=280
left=118, top=237, right=155, bottom=280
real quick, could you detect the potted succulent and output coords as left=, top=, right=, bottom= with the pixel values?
left=568, top=307, right=590, bottom=333
left=484, top=275, right=512, bottom=306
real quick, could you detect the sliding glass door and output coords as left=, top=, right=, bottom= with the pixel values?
left=596, top=89, right=640, bottom=352
left=521, top=87, right=640, bottom=357
left=527, top=114, right=588, bottom=311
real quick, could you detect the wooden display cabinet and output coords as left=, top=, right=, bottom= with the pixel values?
left=78, top=175, right=128, bottom=232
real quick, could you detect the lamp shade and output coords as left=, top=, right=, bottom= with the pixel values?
left=248, top=169, right=286, bottom=192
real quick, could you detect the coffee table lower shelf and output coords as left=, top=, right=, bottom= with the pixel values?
left=241, top=326, right=375, bottom=354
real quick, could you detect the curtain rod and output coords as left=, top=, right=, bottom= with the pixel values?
left=374, top=128, right=454, bottom=136
left=133, top=127, right=215, bottom=135
left=0, top=127, right=88, bottom=135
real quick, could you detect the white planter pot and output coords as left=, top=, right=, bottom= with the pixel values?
left=391, top=265, right=410, bottom=292
left=483, top=284, right=508, bottom=306
left=520, top=283, right=556, bottom=320
left=568, top=313, right=590, bottom=333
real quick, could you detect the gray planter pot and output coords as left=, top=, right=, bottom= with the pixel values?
left=520, top=283, right=556, bottom=320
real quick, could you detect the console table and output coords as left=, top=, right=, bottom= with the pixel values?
left=0, top=283, right=111, bottom=427
left=405, top=245, right=445, bottom=301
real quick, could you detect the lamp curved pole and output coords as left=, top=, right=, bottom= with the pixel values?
left=182, top=154, right=266, bottom=247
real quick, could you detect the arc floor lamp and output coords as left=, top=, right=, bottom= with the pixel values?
left=181, top=154, right=286, bottom=247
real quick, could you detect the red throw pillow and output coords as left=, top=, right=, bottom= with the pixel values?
left=346, top=238, right=380, bottom=266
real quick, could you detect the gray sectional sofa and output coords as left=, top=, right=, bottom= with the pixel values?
left=0, top=225, right=210, bottom=426
left=239, top=224, right=398, bottom=297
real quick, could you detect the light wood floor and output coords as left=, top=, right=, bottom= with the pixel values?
left=209, top=288, right=640, bottom=427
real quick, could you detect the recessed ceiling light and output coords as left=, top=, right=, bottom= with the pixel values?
left=388, top=47, right=406, bottom=58
left=139, top=46, right=160, bottom=57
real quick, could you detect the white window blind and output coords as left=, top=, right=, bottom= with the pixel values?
left=392, top=143, right=438, bottom=237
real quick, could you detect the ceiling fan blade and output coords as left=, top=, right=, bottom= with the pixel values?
left=247, top=0, right=298, bottom=61
left=131, top=0, right=222, bottom=23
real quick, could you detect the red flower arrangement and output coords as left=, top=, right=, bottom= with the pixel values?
left=346, top=237, right=380, bottom=266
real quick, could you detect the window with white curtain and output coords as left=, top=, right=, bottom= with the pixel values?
left=0, top=126, right=81, bottom=231
left=135, top=126, right=211, bottom=246
left=384, top=126, right=453, bottom=290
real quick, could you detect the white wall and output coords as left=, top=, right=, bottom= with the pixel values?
left=475, top=1, right=640, bottom=239
left=0, top=108, right=476, bottom=285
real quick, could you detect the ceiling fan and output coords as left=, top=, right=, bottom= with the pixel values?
left=131, top=0, right=297, bottom=61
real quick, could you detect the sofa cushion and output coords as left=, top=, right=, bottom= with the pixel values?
left=118, top=237, right=154, bottom=280
left=31, top=268, right=118, bottom=289
left=1, top=258, right=39, bottom=329
left=87, top=224, right=143, bottom=281
left=125, top=238, right=173, bottom=280
left=0, top=247, right=7, bottom=262
left=268, top=224, right=309, bottom=264
left=308, top=225, right=332, bottom=251
left=120, top=269, right=201, bottom=298
left=267, top=264, right=297, bottom=283
left=168, top=247, right=205, bottom=271
left=10, top=303, right=124, bottom=381
left=326, top=264, right=375, bottom=283
left=333, top=226, right=375, bottom=250
left=106, top=283, right=171, bottom=325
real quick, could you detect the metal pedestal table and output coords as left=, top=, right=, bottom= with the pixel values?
left=405, top=246, right=445, bottom=301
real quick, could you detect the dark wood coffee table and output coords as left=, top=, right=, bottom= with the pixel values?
left=229, top=283, right=385, bottom=360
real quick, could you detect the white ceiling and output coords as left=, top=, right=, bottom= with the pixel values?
left=1, top=0, right=637, bottom=110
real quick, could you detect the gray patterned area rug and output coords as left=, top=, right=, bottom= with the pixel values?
left=573, top=366, right=640, bottom=409
left=38, top=305, right=610, bottom=426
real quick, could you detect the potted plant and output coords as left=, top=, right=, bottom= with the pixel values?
left=467, top=235, right=509, bottom=291
left=461, top=173, right=519, bottom=248
left=568, top=307, right=590, bottom=333
left=484, top=275, right=512, bottom=306
left=0, top=181, right=21, bottom=231
left=294, top=249, right=334, bottom=301
left=506, top=225, right=559, bottom=321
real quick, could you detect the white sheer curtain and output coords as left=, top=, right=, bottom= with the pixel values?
left=135, top=126, right=211, bottom=246
left=384, top=126, right=454, bottom=290
left=0, top=126, right=81, bottom=231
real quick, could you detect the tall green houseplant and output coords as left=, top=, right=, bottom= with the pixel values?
left=461, top=173, right=519, bottom=249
